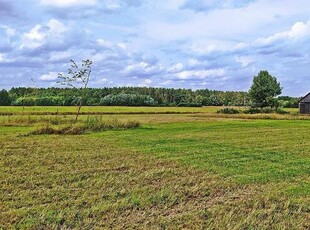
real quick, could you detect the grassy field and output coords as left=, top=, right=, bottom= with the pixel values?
left=0, top=106, right=309, bottom=229
left=0, top=106, right=221, bottom=115
left=0, top=105, right=299, bottom=115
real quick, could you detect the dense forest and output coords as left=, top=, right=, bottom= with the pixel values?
left=0, top=87, right=300, bottom=108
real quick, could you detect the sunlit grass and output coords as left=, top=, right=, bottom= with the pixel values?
left=0, top=106, right=309, bottom=229
left=0, top=105, right=221, bottom=115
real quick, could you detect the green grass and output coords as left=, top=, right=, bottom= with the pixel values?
left=0, top=106, right=221, bottom=115
left=0, top=107, right=309, bottom=229
left=114, top=120, right=310, bottom=184
left=0, top=105, right=298, bottom=115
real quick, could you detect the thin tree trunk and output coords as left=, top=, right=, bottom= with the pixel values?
left=74, top=100, right=82, bottom=124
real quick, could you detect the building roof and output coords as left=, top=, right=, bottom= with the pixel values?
left=299, top=92, right=310, bottom=103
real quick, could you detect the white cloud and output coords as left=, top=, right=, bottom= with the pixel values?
left=161, top=80, right=173, bottom=85
left=188, top=58, right=199, bottom=67
left=49, top=51, right=71, bottom=62
left=25, top=25, right=43, bottom=40
left=288, top=21, right=310, bottom=38
left=255, top=20, right=310, bottom=46
left=39, top=72, right=59, bottom=81
left=143, top=79, right=152, bottom=84
left=100, top=78, right=108, bottom=83
left=97, top=39, right=114, bottom=49
left=235, top=56, right=254, bottom=67
left=175, top=68, right=225, bottom=80
left=117, top=43, right=127, bottom=50
left=20, top=19, right=68, bottom=49
left=145, top=0, right=310, bottom=44
left=124, top=62, right=164, bottom=77
left=138, top=78, right=153, bottom=87
left=167, top=63, right=184, bottom=73
left=186, top=58, right=212, bottom=69
left=40, top=0, right=97, bottom=8
left=0, top=25, right=15, bottom=37
left=47, top=19, right=67, bottom=34
left=20, top=25, right=44, bottom=49
left=181, top=0, right=255, bottom=12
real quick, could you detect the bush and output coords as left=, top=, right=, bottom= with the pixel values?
left=177, top=103, right=202, bottom=107
left=244, top=108, right=290, bottom=114
left=217, top=108, right=240, bottom=114
left=244, top=108, right=272, bottom=114
left=275, top=109, right=290, bottom=115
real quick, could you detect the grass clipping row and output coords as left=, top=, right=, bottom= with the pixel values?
left=31, top=117, right=140, bottom=135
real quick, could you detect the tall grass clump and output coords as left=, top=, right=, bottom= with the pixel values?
left=84, top=116, right=140, bottom=131
left=31, top=116, right=140, bottom=135
left=30, top=123, right=85, bottom=135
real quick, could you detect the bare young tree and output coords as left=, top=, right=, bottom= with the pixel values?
left=58, top=59, right=93, bottom=123
left=30, top=77, right=38, bottom=106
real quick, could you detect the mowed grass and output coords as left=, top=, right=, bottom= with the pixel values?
left=0, top=108, right=309, bottom=229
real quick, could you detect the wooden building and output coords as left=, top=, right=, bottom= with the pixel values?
left=299, top=92, right=310, bottom=114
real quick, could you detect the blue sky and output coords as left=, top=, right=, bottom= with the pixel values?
left=0, top=0, right=310, bottom=96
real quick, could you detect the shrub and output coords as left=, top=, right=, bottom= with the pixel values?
left=177, top=103, right=202, bottom=107
left=275, top=109, right=290, bottom=115
left=244, top=108, right=290, bottom=114
left=217, top=108, right=240, bottom=114
left=244, top=108, right=271, bottom=114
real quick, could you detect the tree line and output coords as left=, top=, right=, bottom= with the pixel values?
left=0, top=61, right=300, bottom=109
left=0, top=87, right=299, bottom=108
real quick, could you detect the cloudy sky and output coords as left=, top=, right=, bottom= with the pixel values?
left=1, top=0, right=310, bottom=96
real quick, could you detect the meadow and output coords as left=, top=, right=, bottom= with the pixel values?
left=0, top=106, right=309, bottom=229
